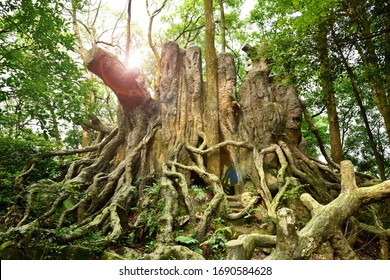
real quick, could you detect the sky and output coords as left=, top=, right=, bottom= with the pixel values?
left=102, top=0, right=256, bottom=33
left=102, top=0, right=150, bottom=34
left=100, top=0, right=157, bottom=68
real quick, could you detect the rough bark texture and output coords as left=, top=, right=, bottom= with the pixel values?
left=203, top=0, right=221, bottom=177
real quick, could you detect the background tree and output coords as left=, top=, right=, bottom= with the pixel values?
left=146, top=0, right=169, bottom=90
left=125, top=0, right=133, bottom=65
left=0, top=0, right=88, bottom=142
left=250, top=0, right=389, bottom=178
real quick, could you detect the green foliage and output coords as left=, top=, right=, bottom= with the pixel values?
left=78, top=231, right=106, bottom=256
left=175, top=234, right=203, bottom=254
left=190, top=184, right=207, bottom=201
left=282, top=185, right=303, bottom=200
left=161, top=0, right=205, bottom=48
left=202, top=218, right=232, bottom=259
left=137, top=183, right=164, bottom=250
left=175, top=235, right=198, bottom=245
left=62, top=125, right=83, bottom=150
left=301, top=115, right=330, bottom=158
left=0, top=0, right=90, bottom=140
left=250, top=0, right=389, bottom=178
left=0, top=134, right=61, bottom=214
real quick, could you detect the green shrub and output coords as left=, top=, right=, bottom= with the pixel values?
left=0, top=135, right=60, bottom=213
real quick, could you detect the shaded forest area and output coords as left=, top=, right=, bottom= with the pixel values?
left=0, top=0, right=389, bottom=260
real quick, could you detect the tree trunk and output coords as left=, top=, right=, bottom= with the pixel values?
left=317, top=24, right=344, bottom=164
left=70, top=0, right=96, bottom=147
left=351, top=5, right=390, bottom=144
left=204, top=0, right=221, bottom=177
left=146, top=0, right=168, bottom=90
left=124, top=0, right=132, bottom=65
left=218, top=0, right=226, bottom=53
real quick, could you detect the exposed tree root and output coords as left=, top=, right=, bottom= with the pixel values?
left=266, top=160, right=390, bottom=259
left=350, top=213, right=390, bottom=259
left=5, top=121, right=388, bottom=261
left=1, top=118, right=161, bottom=251
left=162, top=164, right=195, bottom=223
left=168, top=160, right=225, bottom=241
left=143, top=244, right=205, bottom=260
left=267, top=177, right=299, bottom=222
left=225, top=234, right=276, bottom=260
left=14, top=127, right=119, bottom=192
left=155, top=175, right=178, bottom=245
left=226, top=195, right=259, bottom=220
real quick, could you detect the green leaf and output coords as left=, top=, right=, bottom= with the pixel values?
left=175, top=235, right=198, bottom=245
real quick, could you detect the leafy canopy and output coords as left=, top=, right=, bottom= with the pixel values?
left=0, top=0, right=90, bottom=139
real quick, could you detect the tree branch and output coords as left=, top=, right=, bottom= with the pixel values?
left=85, top=47, right=151, bottom=108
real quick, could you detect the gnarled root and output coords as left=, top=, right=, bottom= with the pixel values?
left=266, top=160, right=390, bottom=260
left=225, top=234, right=276, bottom=260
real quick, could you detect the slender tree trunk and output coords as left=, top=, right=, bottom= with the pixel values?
left=124, top=0, right=132, bottom=65
left=384, top=18, right=390, bottom=94
left=71, top=0, right=95, bottom=147
left=353, top=7, right=390, bottom=143
left=146, top=0, right=168, bottom=90
left=332, top=30, right=386, bottom=180
left=300, top=99, right=337, bottom=168
left=147, top=16, right=161, bottom=88
left=317, top=24, right=344, bottom=163
left=218, top=0, right=226, bottom=53
left=204, top=0, right=220, bottom=176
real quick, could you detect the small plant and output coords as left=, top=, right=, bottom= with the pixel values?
left=190, top=185, right=207, bottom=201
left=202, top=225, right=232, bottom=259
left=145, top=240, right=156, bottom=253
left=175, top=235, right=203, bottom=255
left=282, top=185, right=303, bottom=200
left=175, top=235, right=198, bottom=245
left=138, top=182, right=164, bottom=245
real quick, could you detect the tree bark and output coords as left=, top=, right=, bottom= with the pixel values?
left=85, top=46, right=151, bottom=109
left=317, top=24, right=344, bottom=164
left=204, top=0, right=221, bottom=177
left=266, top=160, right=390, bottom=260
